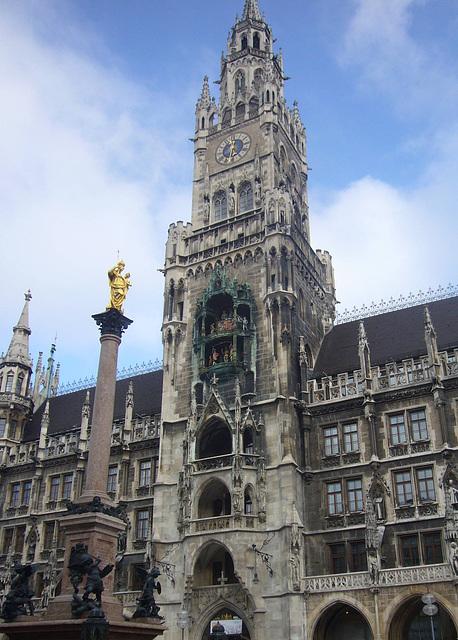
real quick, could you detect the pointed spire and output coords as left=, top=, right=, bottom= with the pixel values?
left=3, top=291, right=32, bottom=367
left=199, top=75, right=211, bottom=109
left=242, top=0, right=262, bottom=21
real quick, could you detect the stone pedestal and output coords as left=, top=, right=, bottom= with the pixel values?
left=45, top=512, right=126, bottom=623
left=0, top=618, right=166, bottom=640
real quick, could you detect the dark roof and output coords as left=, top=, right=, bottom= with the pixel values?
left=24, top=370, right=163, bottom=442
left=313, top=296, right=458, bottom=378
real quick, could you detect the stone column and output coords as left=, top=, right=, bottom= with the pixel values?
left=78, top=308, right=132, bottom=505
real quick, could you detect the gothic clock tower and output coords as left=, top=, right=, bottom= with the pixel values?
left=154, top=2, right=336, bottom=638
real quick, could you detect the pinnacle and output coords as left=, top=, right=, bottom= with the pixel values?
left=199, top=75, right=211, bottom=108
left=242, top=0, right=262, bottom=22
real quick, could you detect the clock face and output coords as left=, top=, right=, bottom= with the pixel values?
left=216, top=132, right=251, bottom=165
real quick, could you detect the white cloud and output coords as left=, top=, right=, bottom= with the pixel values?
left=340, top=0, right=458, bottom=119
left=0, top=2, right=193, bottom=383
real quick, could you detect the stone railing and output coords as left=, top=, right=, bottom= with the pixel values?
left=115, top=590, right=141, bottom=612
left=187, top=230, right=265, bottom=266
left=193, top=454, right=233, bottom=472
left=303, top=563, right=452, bottom=593
left=308, top=350, right=458, bottom=406
left=191, top=514, right=256, bottom=533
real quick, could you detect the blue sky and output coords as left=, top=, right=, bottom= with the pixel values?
left=1, top=0, right=457, bottom=386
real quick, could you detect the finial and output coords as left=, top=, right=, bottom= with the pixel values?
left=25, top=290, right=32, bottom=302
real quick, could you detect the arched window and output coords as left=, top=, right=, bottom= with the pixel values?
left=234, top=71, right=246, bottom=97
left=253, top=33, right=260, bottom=49
left=266, top=90, right=270, bottom=103
left=243, top=428, right=254, bottom=454
left=236, top=102, right=245, bottom=118
left=222, top=108, right=232, bottom=125
left=214, top=191, right=227, bottom=221
left=201, top=116, right=205, bottom=129
left=240, top=183, right=253, bottom=213
left=244, top=487, right=254, bottom=514
left=15, top=375, right=24, bottom=395
left=253, top=68, right=263, bottom=93
left=5, top=374, right=13, bottom=393
left=241, top=35, right=248, bottom=50
left=249, top=96, right=259, bottom=115
left=197, top=421, right=232, bottom=459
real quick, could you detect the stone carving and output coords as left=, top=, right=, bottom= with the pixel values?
left=132, top=566, right=164, bottom=620
left=0, top=562, right=39, bottom=620
left=66, top=496, right=128, bottom=523
left=68, top=543, right=114, bottom=617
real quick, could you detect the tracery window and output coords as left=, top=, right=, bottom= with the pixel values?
left=214, top=191, right=228, bottom=221
left=239, top=183, right=253, bottom=213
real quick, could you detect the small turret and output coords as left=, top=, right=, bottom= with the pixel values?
left=242, top=0, right=262, bottom=21
left=0, top=292, right=34, bottom=443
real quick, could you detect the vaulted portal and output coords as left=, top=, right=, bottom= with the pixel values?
left=198, top=478, right=231, bottom=518
left=201, top=608, right=251, bottom=640
left=197, top=420, right=232, bottom=458
left=193, top=543, right=238, bottom=587
left=313, top=603, right=373, bottom=640
left=388, top=595, right=457, bottom=640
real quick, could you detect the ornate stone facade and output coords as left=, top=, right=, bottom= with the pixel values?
left=0, top=2, right=457, bottom=639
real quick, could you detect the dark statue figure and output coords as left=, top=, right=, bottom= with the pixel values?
left=132, top=566, right=164, bottom=620
left=0, top=562, right=39, bottom=621
left=68, top=542, right=114, bottom=617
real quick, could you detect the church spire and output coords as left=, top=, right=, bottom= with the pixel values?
left=242, top=0, right=262, bottom=22
left=3, top=290, right=33, bottom=368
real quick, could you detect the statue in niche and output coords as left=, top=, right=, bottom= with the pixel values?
left=107, top=261, right=131, bottom=314
left=450, top=541, right=458, bottom=575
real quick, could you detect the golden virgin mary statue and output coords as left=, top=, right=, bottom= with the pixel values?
left=106, top=261, right=131, bottom=314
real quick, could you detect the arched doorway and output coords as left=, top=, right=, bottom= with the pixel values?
left=314, top=603, right=373, bottom=640
left=389, top=595, right=457, bottom=640
left=201, top=607, right=251, bottom=640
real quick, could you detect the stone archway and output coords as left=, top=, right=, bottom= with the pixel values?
left=388, top=594, right=457, bottom=640
left=313, top=602, right=373, bottom=640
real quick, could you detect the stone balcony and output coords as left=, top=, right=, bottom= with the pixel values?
left=303, top=563, right=453, bottom=593
left=190, top=514, right=257, bottom=534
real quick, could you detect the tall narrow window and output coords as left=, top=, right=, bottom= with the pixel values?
left=350, top=541, right=367, bottom=572
left=423, top=532, right=443, bottom=564
left=253, top=33, right=260, bottom=49
left=347, top=479, right=363, bottom=512
left=22, top=481, right=32, bottom=506
left=239, top=184, right=253, bottom=213
left=50, top=477, right=60, bottom=501
left=324, top=427, right=339, bottom=456
left=416, top=467, right=435, bottom=502
left=15, top=375, right=24, bottom=395
left=343, top=423, right=358, bottom=452
left=3, top=529, right=13, bottom=554
left=400, top=535, right=420, bottom=566
left=241, top=35, right=248, bottom=50
left=15, top=526, right=26, bottom=553
left=107, top=466, right=118, bottom=493
left=62, top=474, right=73, bottom=500
left=5, top=374, right=13, bottom=392
left=0, top=419, right=5, bottom=437
left=136, top=509, right=149, bottom=539
left=214, top=192, right=228, bottom=221
left=394, top=471, right=413, bottom=505
left=139, top=460, right=152, bottom=487
left=410, top=409, right=428, bottom=440
left=43, top=522, right=55, bottom=549
left=329, top=544, right=346, bottom=574
left=327, top=482, right=343, bottom=515
left=10, top=484, right=20, bottom=507
left=389, top=414, right=407, bottom=444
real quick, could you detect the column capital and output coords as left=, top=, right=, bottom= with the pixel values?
left=92, top=308, right=133, bottom=338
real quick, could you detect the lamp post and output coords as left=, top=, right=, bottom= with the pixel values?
left=421, top=592, right=438, bottom=640
left=177, top=608, right=190, bottom=640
